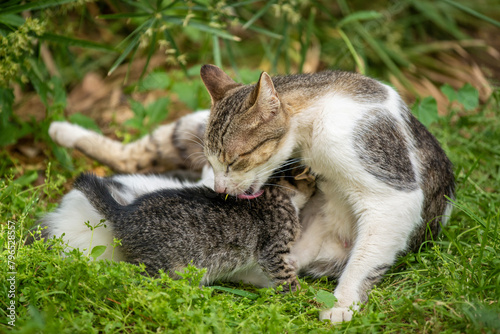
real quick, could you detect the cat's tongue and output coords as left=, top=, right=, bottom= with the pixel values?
left=237, top=189, right=264, bottom=200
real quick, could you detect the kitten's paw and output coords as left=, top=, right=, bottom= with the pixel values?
left=49, top=121, right=94, bottom=148
left=319, top=307, right=353, bottom=323
left=279, top=278, right=300, bottom=293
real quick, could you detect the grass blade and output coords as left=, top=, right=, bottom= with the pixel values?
left=247, top=25, right=283, bottom=40
left=39, top=33, right=116, bottom=52
left=224, top=39, right=241, bottom=81
left=337, top=10, right=383, bottom=28
left=98, top=13, right=151, bottom=20
left=355, top=23, right=415, bottom=93
left=242, top=0, right=276, bottom=29
left=163, top=29, right=187, bottom=75
left=108, top=18, right=154, bottom=75
left=209, top=286, right=259, bottom=300
left=440, top=0, right=500, bottom=29
left=162, top=15, right=241, bottom=41
left=140, top=21, right=159, bottom=79
left=411, top=0, right=467, bottom=40
left=338, top=28, right=365, bottom=74
left=212, top=36, right=222, bottom=68
left=299, top=8, right=315, bottom=73
left=108, top=33, right=141, bottom=76
left=0, top=13, right=25, bottom=27
left=1, top=0, right=77, bottom=15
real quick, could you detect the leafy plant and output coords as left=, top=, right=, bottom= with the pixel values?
left=413, top=83, right=480, bottom=127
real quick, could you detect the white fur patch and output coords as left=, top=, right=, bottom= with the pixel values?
left=41, top=168, right=215, bottom=261
left=49, top=122, right=94, bottom=148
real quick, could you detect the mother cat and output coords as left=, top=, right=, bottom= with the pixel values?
left=49, top=65, right=455, bottom=323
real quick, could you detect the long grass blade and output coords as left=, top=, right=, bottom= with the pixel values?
left=140, top=22, right=159, bottom=79
left=440, top=0, right=500, bottom=29
left=212, top=36, right=222, bottom=68
left=162, top=15, right=241, bottom=41
left=163, top=29, right=187, bottom=75
left=337, top=10, right=383, bottom=28
left=0, top=13, right=25, bottom=27
left=242, top=0, right=276, bottom=29
left=209, top=286, right=259, bottom=300
left=337, top=28, right=365, bottom=74
left=1, top=0, right=77, bottom=15
left=247, top=25, right=283, bottom=40
left=355, top=23, right=415, bottom=93
left=224, top=39, right=240, bottom=81
left=299, top=8, right=315, bottom=73
left=411, top=0, right=467, bottom=40
left=98, top=13, right=151, bottom=20
left=108, top=32, right=142, bottom=76
left=39, top=33, right=116, bottom=52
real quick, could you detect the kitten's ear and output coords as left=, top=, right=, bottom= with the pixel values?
left=294, top=167, right=316, bottom=182
left=248, top=72, right=280, bottom=118
left=200, top=64, right=240, bottom=104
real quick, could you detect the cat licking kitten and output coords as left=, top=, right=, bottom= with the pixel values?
left=48, top=65, right=455, bottom=323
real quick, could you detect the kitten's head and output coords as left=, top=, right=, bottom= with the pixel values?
left=268, top=161, right=317, bottom=209
left=200, top=65, right=294, bottom=198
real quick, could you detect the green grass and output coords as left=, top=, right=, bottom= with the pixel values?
left=1, top=92, right=499, bottom=333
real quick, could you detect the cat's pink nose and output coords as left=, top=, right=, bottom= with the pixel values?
left=214, top=185, right=227, bottom=194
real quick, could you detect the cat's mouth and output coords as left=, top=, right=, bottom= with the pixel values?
left=237, top=186, right=264, bottom=200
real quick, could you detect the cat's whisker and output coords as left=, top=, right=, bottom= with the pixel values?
left=186, top=151, right=205, bottom=162
left=190, top=155, right=209, bottom=170
left=184, top=151, right=207, bottom=169
left=255, top=159, right=306, bottom=180
left=183, top=138, right=205, bottom=150
left=177, top=130, right=206, bottom=149
left=256, top=159, right=301, bottom=176
left=262, top=183, right=295, bottom=192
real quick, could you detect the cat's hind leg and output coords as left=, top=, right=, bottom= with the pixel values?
left=49, top=110, right=210, bottom=173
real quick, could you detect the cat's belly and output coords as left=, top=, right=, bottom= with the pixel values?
left=289, top=190, right=354, bottom=278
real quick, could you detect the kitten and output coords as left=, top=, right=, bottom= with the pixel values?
left=28, top=168, right=214, bottom=261
left=49, top=65, right=455, bottom=322
left=72, top=163, right=316, bottom=290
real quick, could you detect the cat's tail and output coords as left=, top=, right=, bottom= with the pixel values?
left=72, top=173, right=123, bottom=223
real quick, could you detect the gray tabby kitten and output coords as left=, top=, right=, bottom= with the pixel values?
left=72, top=163, right=316, bottom=290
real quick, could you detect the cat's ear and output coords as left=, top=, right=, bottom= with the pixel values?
left=294, top=167, right=316, bottom=182
left=248, top=72, right=280, bottom=119
left=200, top=64, right=240, bottom=104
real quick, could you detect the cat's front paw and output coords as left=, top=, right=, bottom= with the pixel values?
left=279, top=278, right=300, bottom=294
left=49, top=121, right=94, bottom=148
left=319, top=307, right=353, bottom=323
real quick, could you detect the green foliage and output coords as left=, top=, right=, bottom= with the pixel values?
left=68, top=113, right=102, bottom=134
left=413, top=96, right=439, bottom=127
left=123, top=69, right=211, bottom=138
left=413, top=83, right=480, bottom=127
left=0, top=17, right=46, bottom=87
left=314, top=289, right=338, bottom=309
left=125, top=97, right=171, bottom=136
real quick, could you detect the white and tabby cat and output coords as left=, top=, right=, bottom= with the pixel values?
left=49, top=65, right=455, bottom=322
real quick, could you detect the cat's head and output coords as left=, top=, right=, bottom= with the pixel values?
left=268, top=161, right=317, bottom=209
left=200, top=65, right=295, bottom=199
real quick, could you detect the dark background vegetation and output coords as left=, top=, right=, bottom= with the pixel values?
left=1, top=0, right=499, bottom=332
